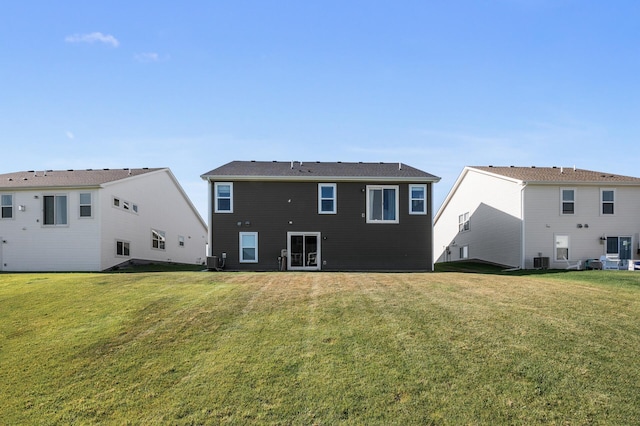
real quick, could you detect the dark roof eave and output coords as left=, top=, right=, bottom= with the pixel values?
left=201, top=174, right=441, bottom=183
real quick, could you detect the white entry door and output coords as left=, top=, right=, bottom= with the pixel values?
left=287, top=232, right=321, bottom=271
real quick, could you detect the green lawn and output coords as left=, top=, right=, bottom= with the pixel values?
left=1, top=270, right=639, bottom=424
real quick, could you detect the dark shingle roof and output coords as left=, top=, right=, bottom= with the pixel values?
left=201, top=161, right=440, bottom=182
left=472, top=166, right=640, bottom=184
left=0, top=168, right=164, bottom=189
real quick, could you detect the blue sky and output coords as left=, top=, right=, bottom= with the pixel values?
left=2, top=1, right=639, bottom=219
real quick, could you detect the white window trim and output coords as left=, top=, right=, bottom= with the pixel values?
left=560, top=188, right=575, bottom=215
left=151, top=229, right=166, bottom=251
left=600, top=188, right=615, bottom=216
left=366, top=185, right=399, bottom=224
left=318, top=183, right=337, bottom=214
left=79, top=192, right=93, bottom=219
left=116, top=239, right=131, bottom=257
left=239, top=232, right=258, bottom=263
left=1, top=193, right=14, bottom=220
left=178, top=235, right=185, bottom=247
left=215, top=182, right=234, bottom=213
left=409, top=184, right=427, bottom=215
left=43, top=194, right=69, bottom=226
left=460, top=245, right=469, bottom=259
left=555, top=234, right=570, bottom=262
left=458, top=212, right=470, bottom=233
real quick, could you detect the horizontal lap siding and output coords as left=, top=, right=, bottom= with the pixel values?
left=210, top=181, right=433, bottom=271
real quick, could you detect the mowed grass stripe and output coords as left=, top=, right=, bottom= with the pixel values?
left=1, top=271, right=639, bottom=424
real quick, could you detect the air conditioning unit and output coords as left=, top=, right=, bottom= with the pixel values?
left=533, top=257, right=549, bottom=269
left=206, top=256, right=219, bottom=270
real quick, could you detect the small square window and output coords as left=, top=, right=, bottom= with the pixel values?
left=116, top=240, right=130, bottom=257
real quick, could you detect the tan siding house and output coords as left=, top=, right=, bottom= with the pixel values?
left=434, top=166, right=640, bottom=269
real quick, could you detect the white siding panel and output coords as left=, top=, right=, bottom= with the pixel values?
left=0, top=190, right=101, bottom=271
left=524, top=185, right=640, bottom=268
left=434, top=169, right=522, bottom=267
left=100, top=170, right=207, bottom=270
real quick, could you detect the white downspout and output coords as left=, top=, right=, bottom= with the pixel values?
left=520, top=183, right=526, bottom=269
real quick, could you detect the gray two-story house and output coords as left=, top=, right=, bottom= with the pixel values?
left=201, top=161, right=440, bottom=271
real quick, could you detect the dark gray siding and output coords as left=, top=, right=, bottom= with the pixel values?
left=209, top=180, right=434, bottom=271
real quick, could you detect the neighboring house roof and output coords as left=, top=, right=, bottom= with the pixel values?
left=435, top=165, right=640, bottom=224
left=0, top=168, right=164, bottom=189
left=201, top=161, right=440, bottom=182
left=0, top=167, right=206, bottom=228
left=471, top=166, right=640, bottom=184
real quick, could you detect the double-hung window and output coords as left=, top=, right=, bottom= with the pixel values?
left=215, top=182, right=233, bottom=213
left=239, top=232, right=258, bottom=263
left=79, top=193, right=92, bottom=218
left=458, top=212, right=470, bottom=232
left=152, top=229, right=166, bottom=250
left=43, top=195, right=68, bottom=225
left=318, top=183, right=337, bottom=214
left=561, top=189, right=575, bottom=215
left=601, top=189, right=615, bottom=215
left=1, top=194, right=13, bottom=219
left=366, top=185, right=399, bottom=223
left=409, top=184, right=427, bottom=215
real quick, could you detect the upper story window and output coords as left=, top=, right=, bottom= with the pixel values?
left=152, top=229, right=166, bottom=250
left=409, top=184, right=427, bottom=215
left=366, top=185, right=399, bottom=224
left=215, top=182, right=233, bottom=213
left=79, top=193, right=92, bottom=218
left=1, top=194, right=13, bottom=219
left=458, top=212, right=470, bottom=232
left=43, top=195, right=68, bottom=225
left=601, top=189, right=615, bottom=215
left=561, top=188, right=575, bottom=215
left=113, top=196, right=138, bottom=214
left=318, top=183, right=337, bottom=214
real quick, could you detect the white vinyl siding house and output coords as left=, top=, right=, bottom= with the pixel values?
left=434, top=167, right=522, bottom=267
left=0, top=168, right=207, bottom=271
left=435, top=166, right=640, bottom=269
